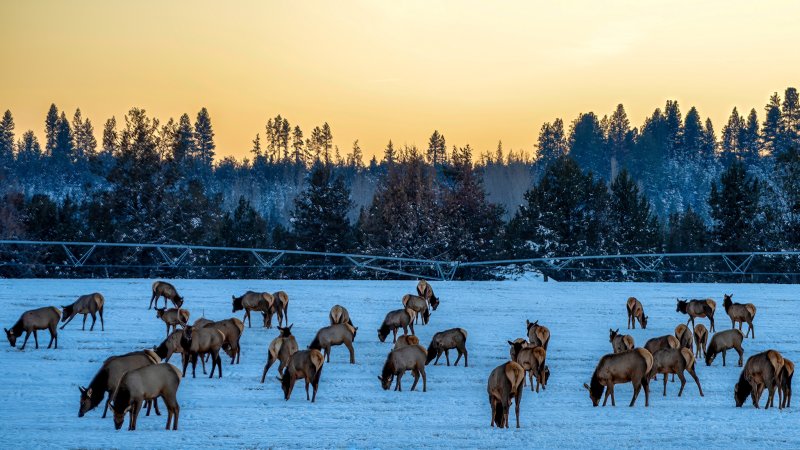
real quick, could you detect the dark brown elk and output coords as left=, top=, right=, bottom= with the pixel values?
left=723, top=294, right=756, bottom=339
left=704, top=329, right=744, bottom=367
left=393, top=335, right=420, bottom=350
left=180, top=325, right=225, bottom=378
left=416, top=280, right=439, bottom=311
left=693, top=324, right=708, bottom=359
left=507, top=338, right=529, bottom=361
left=777, top=359, right=794, bottom=408
left=674, top=324, right=693, bottom=352
left=650, top=348, right=704, bottom=397
left=279, top=349, right=324, bottom=402
left=526, top=320, right=550, bottom=350
left=232, top=291, right=273, bottom=328
left=609, top=329, right=635, bottom=353
left=78, top=349, right=161, bottom=418
left=150, top=281, right=184, bottom=309
left=487, top=361, right=524, bottom=428
left=379, top=344, right=427, bottom=392
left=329, top=304, right=354, bottom=327
left=676, top=298, right=716, bottom=332
left=508, top=341, right=549, bottom=392
left=155, top=308, right=189, bottom=337
left=262, top=325, right=298, bottom=381
left=377, top=308, right=416, bottom=343
left=309, top=323, right=357, bottom=364
left=425, top=328, right=468, bottom=367
left=203, top=318, right=244, bottom=364
left=644, top=335, right=679, bottom=356
left=5, top=306, right=60, bottom=350
left=272, top=291, right=290, bottom=327
left=626, top=297, right=648, bottom=329
left=584, top=348, right=653, bottom=407
left=734, top=350, right=785, bottom=409
left=402, top=294, right=431, bottom=325
left=61, top=293, right=105, bottom=331
left=111, top=363, right=182, bottom=430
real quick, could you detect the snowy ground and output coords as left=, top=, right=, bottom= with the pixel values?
left=0, top=279, right=797, bottom=449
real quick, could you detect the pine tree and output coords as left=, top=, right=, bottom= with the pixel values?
left=172, top=113, right=195, bottom=169
left=721, top=107, right=745, bottom=163
left=102, top=117, right=119, bottom=155
left=762, top=92, right=782, bottom=156
left=664, top=100, right=683, bottom=159
left=383, top=140, right=396, bottom=165
left=780, top=87, right=800, bottom=152
left=426, top=130, right=446, bottom=166
left=15, top=130, right=42, bottom=166
left=348, top=139, right=363, bottom=168
left=666, top=207, right=709, bottom=253
left=0, top=110, right=15, bottom=164
left=194, top=107, right=215, bottom=172
left=607, top=104, right=634, bottom=168
left=44, top=103, right=59, bottom=155
left=700, top=118, right=717, bottom=161
left=682, top=107, right=703, bottom=159
left=608, top=170, right=660, bottom=253
left=280, top=118, right=291, bottom=162
left=709, top=161, right=762, bottom=251
left=536, top=118, right=568, bottom=165
left=321, top=122, right=333, bottom=163
left=495, top=140, right=504, bottom=164
left=53, top=112, right=74, bottom=164
left=568, top=112, right=608, bottom=178
left=774, top=146, right=800, bottom=249
left=740, top=109, right=760, bottom=163
left=292, top=163, right=353, bottom=253
left=292, top=126, right=304, bottom=166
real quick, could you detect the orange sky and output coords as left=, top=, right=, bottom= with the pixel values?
left=2, top=1, right=799, bottom=161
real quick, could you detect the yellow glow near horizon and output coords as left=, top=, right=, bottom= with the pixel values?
left=2, top=1, right=799, bottom=161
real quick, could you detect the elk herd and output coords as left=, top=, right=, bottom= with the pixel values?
left=3, top=280, right=795, bottom=433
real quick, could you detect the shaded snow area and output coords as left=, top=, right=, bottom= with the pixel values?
left=0, top=279, right=798, bottom=449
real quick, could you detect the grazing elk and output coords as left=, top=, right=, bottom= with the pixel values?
left=693, top=324, right=708, bottom=359
left=676, top=298, right=716, bottom=332
left=734, top=350, right=785, bottom=409
left=650, top=348, right=704, bottom=397
left=329, top=304, right=354, bottom=327
left=777, top=359, right=794, bottom=408
left=5, top=306, right=60, bottom=350
left=609, top=329, right=635, bottom=354
left=111, top=363, right=182, bottom=431
left=584, top=349, right=653, bottom=407
left=526, top=320, right=550, bottom=350
left=508, top=340, right=549, bottom=392
left=309, top=323, right=357, bottom=364
left=377, top=308, right=416, bottom=343
left=61, top=293, right=105, bottom=331
left=723, top=294, right=756, bottom=339
left=626, top=297, right=648, bottom=329
left=180, top=325, right=225, bottom=379
left=379, top=344, right=427, bottom=392
left=262, top=325, right=299, bottom=382
left=674, top=324, right=693, bottom=352
left=78, top=349, right=161, bottom=418
left=155, top=308, right=189, bottom=337
left=278, top=349, right=324, bottom=402
left=394, top=335, right=420, bottom=350
left=231, top=291, right=273, bottom=328
left=203, top=318, right=244, bottom=364
left=272, top=291, right=290, bottom=327
left=402, top=294, right=431, bottom=325
left=154, top=330, right=197, bottom=374
left=150, top=281, right=184, bottom=309
left=193, top=317, right=213, bottom=328
left=426, top=328, right=468, bottom=367
left=644, top=335, right=679, bottom=356
left=487, top=361, right=525, bottom=428
left=704, top=329, right=744, bottom=367
left=417, top=280, right=439, bottom=311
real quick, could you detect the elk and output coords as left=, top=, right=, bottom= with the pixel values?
left=180, top=325, right=225, bottom=378
left=416, top=280, right=439, bottom=311
left=272, top=291, right=290, bottom=327
left=526, top=320, right=550, bottom=350
left=402, top=294, right=431, bottom=325
left=154, top=330, right=197, bottom=374
left=609, top=329, right=635, bottom=354
left=232, top=291, right=273, bottom=328
left=379, top=344, right=427, bottom=392
left=278, top=349, right=324, bottom=402
left=704, top=329, right=744, bottom=367
left=507, top=338, right=529, bottom=361
left=777, top=359, right=794, bottom=408
left=193, top=317, right=213, bottom=328
left=693, top=324, right=708, bottom=359
left=676, top=298, right=716, bottom=332
left=394, top=335, right=420, bottom=350
left=60, top=293, right=105, bottom=331
left=155, top=308, right=189, bottom=337
left=203, top=318, right=245, bottom=364
left=734, top=350, right=785, bottom=409
left=309, top=323, right=357, bottom=364
left=650, top=348, right=704, bottom=397
left=150, top=281, right=183, bottom=309
left=78, top=349, right=161, bottom=418
left=426, top=328, right=468, bottom=367
left=377, top=308, right=416, bottom=343
left=674, top=324, right=693, bottom=352
left=626, top=297, right=648, bottom=329
left=644, top=335, right=679, bottom=356
left=329, top=304, right=354, bottom=327
left=111, top=363, right=182, bottom=431
left=508, top=340, right=549, bottom=392
left=262, top=325, right=299, bottom=381
left=487, top=361, right=525, bottom=428
left=5, top=306, right=60, bottom=350
left=723, top=294, right=756, bottom=339
left=584, top=349, right=653, bottom=407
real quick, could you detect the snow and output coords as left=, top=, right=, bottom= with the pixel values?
left=0, top=279, right=797, bottom=449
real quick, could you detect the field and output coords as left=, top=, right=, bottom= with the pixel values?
left=0, top=279, right=797, bottom=449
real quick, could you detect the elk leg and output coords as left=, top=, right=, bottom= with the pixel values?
left=91, top=312, right=98, bottom=331
left=82, top=314, right=88, bottom=331
left=170, top=400, right=180, bottom=430
left=410, top=369, right=420, bottom=391
left=33, top=330, right=39, bottom=349
left=261, top=355, right=275, bottom=383
left=445, top=349, right=451, bottom=366
left=529, top=370, right=535, bottom=392
left=735, top=345, right=744, bottom=366
left=463, top=346, right=469, bottom=367
left=489, top=396, right=496, bottom=427
left=153, top=397, right=161, bottom=416
left=434, top=350, right=441, bottom=365
left=146, top=400, right=152, bottom=416
left=409, top=322, right=415, bottom=336
left=345, top=340, right=355, bottom=364
left=130, top=401, right=142, bottom=431
left=454, top=350, right=462, bottom=366
left=191, top=353, right=198, bottom=378
left=602, top=386, right=611, bottom=406
left=311, top=365, right=322, bottom=402
left=514, top=391, right=521, bottom=429
left=201, top=352, right=208, bottom=374
left=749, top=321, right=754, bottom=339
left=688, top=367, right=703, bottom=396
left=217, top=353, right=223, bottom=378
left=630, top=380, right=641, bottom=407
left=304, top=377, right=311, bottom=400
left=325, top=346, right=330, bottom=363
left=392, top=328, right=397, bottom=343
left=722, top=350, right=727, bottom=366
left=752, top=381, right=762, bottom=408
left=677, top=372, right=687, bottom=397
left=663, top=374, right=668, bottom=396
left=47, top=326, right=56, bottom=349
left=421, top=367, right=426, bottom=392
left=395, top=372, right=403, bottom=391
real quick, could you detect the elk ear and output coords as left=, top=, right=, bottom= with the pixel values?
left=507, top=340, right=514, bottom=346
left=526, top=320, right=530, bottom=326
left=275, top=376, right=283, bottom=382
left=79, top=386, right=87, bottom=394
left=288, top=324, right=293, bottom=330
left=583, top=383, right=590, bottom=391
left=377, top=376, right=382, bottom=381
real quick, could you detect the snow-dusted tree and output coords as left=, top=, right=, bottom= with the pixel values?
left=194, top=107, right=215, bottom=171
left=292, top=162, right=353, bottom=253
left=0, top=110, right=15, bottom=164
left=535, top=118, right=568, bottom=165
left=426, top=130, right=446, bottom=166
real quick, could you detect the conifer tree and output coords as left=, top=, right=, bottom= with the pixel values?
left=292, top=126, right=304, bottom=166
left=535, top=118, right=568, bottom=164
left=44, top=103, right=59, bottom=155
left=762, top=93, right=782, bottom=156
left=0, top=110, right=15, bottom=164
left=292, top=162, right=353, bottom=253
left=608, top=170, right=660, bottom=253
left=568, top=112, right=607, bottom=178
left=194, top=107, right=215, bottom=171
left=709, top=161, right=761, bottom=251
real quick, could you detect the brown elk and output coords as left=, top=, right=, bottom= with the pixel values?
left=78, top=349, right=161, bottom=418
left=508, top=338, right=529, bottom=361
left=650, top=348, right=704, bottom=397
left=203, top=318, right=244, bottom=364
left=644, top=335, right=679, bottom=356
left=426, top=328, right=468, bottom=367
left=584, top=348, right=653, bottom=407
left=626, top=297, right=648, bottom=329
left=193, top=317, right=213, bottom=328
left=61, top=293, right=105, bottom=331
left=272, top=291, right=290, bottom=327
left=5, top=306, right=60, bottom=350
left=676, top=298, right=716, bottom=332
left=309, top=323, right=357, bottom=364
left=262, top=325, right=299, bottom=381
left=734, top=350, right=785, bottom=409
left=394, top=335, right=420, bottom=350
left=278, top=349, right=324, bottom=402
left=508, top=341, right=549, bottom=392
left=674, top=324, right=693, bottom=352
left=609, top=329, right=635, bottom=354
left=488, top=361, right=524, bottom=428
left=704, top=329, right=744, bottom=367
left=417, top=280, right=439, bottom=311
left=379, top=344, right=427, bottom=392
left=150, top=281, right=184, bottom=309
left=232, top=291, right=273, bottom=328
left=111, top=363, right=182, bottom=430
left=377, top=308, right=416, bottom=343
left=723, top=294, right=756, bottom=338
left=329, top=305, right=354, bottom=327
left=693, top=324, right=708, bottom=359
left=155, top=308, right=189, bottom=337
left=526, top=320, right=550, bottom=350
left=180, top=325, right=225, bottom=378
left=402, top=294, right=431, bottom=325
left=777, top=359, right=794, bottom=408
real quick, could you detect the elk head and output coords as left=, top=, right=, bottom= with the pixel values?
left=78, top=386, right=93, bottom=417
left=4, top=328, right=16, bottom=347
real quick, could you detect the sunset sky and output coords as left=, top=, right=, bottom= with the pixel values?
left=2, top=1, right=799, bottom=161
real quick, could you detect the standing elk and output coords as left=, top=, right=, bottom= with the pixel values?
left=488, top=361, right=524, bottom=428
left=526, top=320, right=550, bottom=350
left=508, top=338, right=529, bottom=361
left=78, top=349, right=161, bottom=418
left=426, top=328, right=468, bottom=367
left=674, top=324, right=693, bottom=352
left=5, top=306, right=60, bottom=350
left=693, top=324, right=708, bottom=359
left=150, top=281, right=184, bottom=309
left=272, top=291, right=290, bottom=327
left=180, top=325, right=225, bottom=379
left=377, top=308, right=416, bottom=343
left=231, top=291, right=273, bottom=328
left=111, top=363, right=182, bottom=431
left=676, top=298, right=716, bottom=332
left=402, top=294, right=431, bottom=325
left=394, top=335, right=420, bottom=350
left=584, top=349, right=653, bottom=407
left=777, top=359, right=794, bottom=408
left=329, top=305, right=354, bottom=327
left=262, top=324, right=298, bottom=381
left=734, top=350, right=785, bottom=409
left=626, top=297, right=648, bottom=329
left=203, top=318, right=244, bottom=364
left=417, top=280, right=439, bottom=311
left=61, top=293, right=105, bottom=331
left=722, top=294, right=756, bottom=338
left=508, top=340, right=549, bottom=392
left=644, top=335, right=679, bottom=356
left=609, top=329, right=635, bottom=354
left=154, top=330, right=196, bottom=373
left=704, top=329, right=744, bottom=367
left=279, top=349, right=324, bottom=402
left=155, top=308, right=189, bottom=338
left=309, top=323, right=357, bottom=364
left=379, top=344, right=427, bottom=392
left=650, top=348, right=704, bottom=397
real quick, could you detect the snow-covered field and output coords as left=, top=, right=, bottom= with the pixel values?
left=0, top=279, right=797, bottom=449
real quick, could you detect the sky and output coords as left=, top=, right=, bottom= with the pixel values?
left=1, top=1, right=799, bottom=161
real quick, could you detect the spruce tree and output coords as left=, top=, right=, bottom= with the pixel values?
left=780, top=87, right=800, bottom=151
left=426, top=130, right=446, bottom=166
left=709, top=161, right=761, bottom=251
left=194, top=107, right=215, bottom=172
left=0, top=110, right=15, bottom=164
left=44, top=103, right=59, bottom=155
left=682, top=107, right=703, bottom=159
left=53, top=112, right=74, bottom=164
left=292, top=162, right=353, bottom=253
left=536, top=118, right=568, bottom=165
left=292, top=126, right=304, bottom=166
left=740, top=109, right=760, bottom=163
left=607, top=104, right=634, bottom=168
left=568, top=112, right=608, bottom=178
left=762, top=93, right=782, bottom=156
left=721, top=107, right=745, bottom=163
left=608, top=170, right=660, bottom=253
